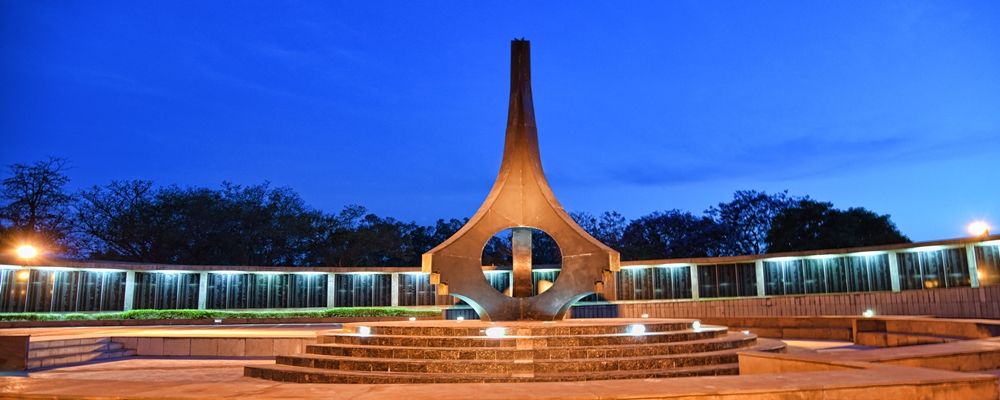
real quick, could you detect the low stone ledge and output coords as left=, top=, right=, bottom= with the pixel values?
left=739, top=351, right=867, bottom=375
left=0, top=336, right=29, bottom=371
left=0, top=315, right=441, bottom=329
left=111, top=336, right=313, bottom=357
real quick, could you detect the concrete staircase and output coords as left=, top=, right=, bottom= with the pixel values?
left=246, top=319, right=785, bottom=384
left=28, top=338, right=136, bottom=370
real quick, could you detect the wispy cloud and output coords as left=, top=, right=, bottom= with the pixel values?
left=70, top=68, right=174, bottom=97
left=609, top=131, right=999, bottom=186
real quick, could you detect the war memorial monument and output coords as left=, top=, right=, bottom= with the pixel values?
left=2, top=40, right=1000, bottom=398
left=244, top=39, right=784, bottom=384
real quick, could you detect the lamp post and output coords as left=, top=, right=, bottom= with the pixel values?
left=16, top=245, right=38, bottom=260
left=10, top=245, right=39, bottom=314
left=968, top=221, right=990, bottom=237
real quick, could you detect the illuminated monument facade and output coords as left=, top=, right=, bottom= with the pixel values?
left=243, top=39, right=781, bottom=384
left=422, top=40, right=620, bottom=321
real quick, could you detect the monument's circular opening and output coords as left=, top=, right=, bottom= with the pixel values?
left=480, top=227, right=562, bottom=298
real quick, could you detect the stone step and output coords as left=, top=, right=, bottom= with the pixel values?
left=346, top=320, right=695, bottom=337
left=276, top=345, right=755, bottom=375
left=321, top=326, right=728, bottom=348
left=855, top=331, right=963, bottom=348
left=27, top=349, right=137, bottom=370
left=246, top=319, right=786, bottom=385
left=244, top=361, right=739, bottom=384
left=306, top=332, right=756, bottom=360
left=28, top=341, right=125, bottom=359
left=530, top=362, right=739, bottom=382
left=29, top=337, right=111, bottom=350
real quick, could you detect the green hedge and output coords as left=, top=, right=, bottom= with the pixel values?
left=0, top=307, right=441, bottom=322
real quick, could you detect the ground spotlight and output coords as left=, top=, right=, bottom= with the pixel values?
left=485, top=327, right=505, bottom=337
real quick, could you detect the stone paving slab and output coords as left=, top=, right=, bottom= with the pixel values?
left=3, top=326, right=998, bottom=399
left=770, top=337, right=1000, bottom=376
left=2, top=357, right=997, bottom=399
left=0, top=324, right=344, bottom=341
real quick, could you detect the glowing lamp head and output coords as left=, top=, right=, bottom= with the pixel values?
left=968, top=221, right=990, bottom=236
left=357, top=326, right=371, bottom=336
left=16, top=245, right=38, bottom=259
left=692, top=321, right=702, bottom=331
left=628, top=324, right=646, bottom=335
left=484, top=327, right=505, bottom=337
left=863, top=309, right=875, bottom=318
left=456, top=316, right=464, bottom=321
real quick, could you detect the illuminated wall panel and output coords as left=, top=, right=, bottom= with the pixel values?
left=764, top=254, right=891, bottom=296
left=531, top=270, right=603, bottom=301
left=616, top=266, right=691, bottom=301
left=975, top=244, right=1000, bottom=287
left=397, top=273, right=437, bottom=306
left=486, top=271, right=511, bottom=295
left=133, top=272, right=199, bottom=309
left=208, top=272, right=326, bottom=309
left=698, top=263, right=756, bottom=298
left=335, top=273, right=391, bottom=307
left=898, top=248, right=971, bottom=290
left=0, top=268, right=125, bottom=313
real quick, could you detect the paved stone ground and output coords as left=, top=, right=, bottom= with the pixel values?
left=3, top=326, right=996, bottom=399
left=27, top=339, right=856, bottom=381
left=0, top=323, right=344, bottom=341
left=0, top=339, right=863, bottom=399
left=780, top=339, right=873, bottom=353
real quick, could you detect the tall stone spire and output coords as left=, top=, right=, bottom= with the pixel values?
left=422, top=40, right=620, bottom=321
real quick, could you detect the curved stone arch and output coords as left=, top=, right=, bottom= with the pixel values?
left=422, top=40, right=619, bottom=321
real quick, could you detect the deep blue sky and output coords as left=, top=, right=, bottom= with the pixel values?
left=2, top=1, right=998, bottom=242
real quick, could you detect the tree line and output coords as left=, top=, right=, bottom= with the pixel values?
left=0, top=157, right=911, bottom=266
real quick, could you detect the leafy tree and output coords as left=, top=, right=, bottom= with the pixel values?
left=620, top=210, right=728, bottom=261
left=481, top=230, right=512, bottom=266
left=407, top=218, right=468, bottom=263
left=706, top=190, right=800, bottom=256
left=306, top=205, right=416, bottom=267
left=155, top=186, right=226, bottom=264
left=359, top=216, right=419, bottom=266
left=530, top=229, right=561, bottom=265
left=474, top=228, right=561, bottom=266
left=215, top=182, right=319, bottom=266
left=0, top=157, right=77, bottom=256
left=75, top=180, right=175, bottom=262
left=76, top=181, right=320, bottom=265
left=571, top=211, right=627, bottom=251
left=765, top=199, right=910, bottom=253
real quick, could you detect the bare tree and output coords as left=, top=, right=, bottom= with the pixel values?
left=706, top=190, right=801, bottom=255
left=0, top=157, right=76, bottom=255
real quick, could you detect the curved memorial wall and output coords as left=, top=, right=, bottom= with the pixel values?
left=1, top=237, right=998, bottom=314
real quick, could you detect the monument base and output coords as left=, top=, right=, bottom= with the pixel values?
left=244, top=318, right=784, bottom=384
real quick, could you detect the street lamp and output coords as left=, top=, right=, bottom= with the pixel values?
left=968, top=221, right=990, bottom=237
left=16, top=245, right=38, bottom=260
